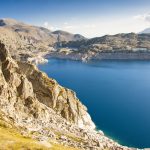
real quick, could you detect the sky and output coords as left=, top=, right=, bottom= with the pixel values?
left=0, top=0, right=150, bottom=37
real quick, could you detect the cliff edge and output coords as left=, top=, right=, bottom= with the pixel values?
left=0, top=42, right=133, bottom=149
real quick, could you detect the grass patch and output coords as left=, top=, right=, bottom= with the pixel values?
left=50, top=144, right=79, bottom=150
left=0, top=125, right=80, bottom=150
left=0, top=116, right=80, bottom=150
left=0, top=126, right=50, bottom=150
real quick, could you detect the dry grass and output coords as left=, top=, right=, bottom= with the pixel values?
left=50, top=144, right=79, bottom=150
left=0, top=116, right=80, bottom=150
left=0, top=126, right=50, bottom=150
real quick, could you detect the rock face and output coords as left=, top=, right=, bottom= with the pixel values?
left=0, top=42, right=135, bottom=149
left=0, top=41, right=94, bottom=129
left=18, top=61, right=95, bottom=129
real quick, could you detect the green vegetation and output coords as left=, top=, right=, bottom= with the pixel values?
left=0, top=123, right=49, bottom=150
left=0, top=116, right=79, bottom=150
left=50, top=144, right=79, bottom=150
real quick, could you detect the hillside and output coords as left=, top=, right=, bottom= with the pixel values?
left=51, top=33, right=150, bottom=61
left=0, top=42, right=135, bottom=150
left=1, top=19, right=150, bottom=62
left=0, top=18, right=85, bottom=63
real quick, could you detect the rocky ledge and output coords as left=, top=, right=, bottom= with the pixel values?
left=0, top=42, right=137, bottom=149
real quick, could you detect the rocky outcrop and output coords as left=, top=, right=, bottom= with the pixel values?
left=0, top=42, right=136, bottom=149
left=0, top=40, right=94, bottom=127
left=18, top=61, right=95, bottom=129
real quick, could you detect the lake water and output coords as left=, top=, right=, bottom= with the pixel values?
left=38, top=59, right=150, bottom=148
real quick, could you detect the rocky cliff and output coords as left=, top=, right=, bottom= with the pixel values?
left=17, top=61, right=95, bottom=129
left=0, top=42, right=135, bottom=149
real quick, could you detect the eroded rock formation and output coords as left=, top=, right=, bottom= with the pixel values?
left=0, top=42, right=134, bottom=150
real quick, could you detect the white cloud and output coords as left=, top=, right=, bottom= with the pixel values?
left=63, top=25, right=76, bottom=29
left=63, top=22, right=69, bottom=25
left=43, top=21, right=57, bottom=30
left=134, top=13, right=150, bottom=22
left=42, top=15, right=150, bottom=38
left=145, top=14, right=150, bottom=22
left=84, top=24, right=96, bottom=28
left=62, top=22, right=79, bottom=30
left=62, top=23, right=96, bottom=32
left=43, top=21, right=48, bottom=27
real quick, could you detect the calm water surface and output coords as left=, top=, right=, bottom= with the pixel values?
left=38, top=59, right=150, bottom=148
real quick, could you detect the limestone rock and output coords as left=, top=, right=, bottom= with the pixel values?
left=18, top=61, right=95, bottom=129
left=0, top=42, right=135, bottom=150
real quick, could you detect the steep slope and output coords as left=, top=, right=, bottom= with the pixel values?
left=0, top=41, right=94, bottom=128
left=0, top=18, right=85, bottom=48
left=0, top=18, right=85, bottom=63
left=0, top=111, right=78, bottom=150
left=0, top=18, right=55, bottom=50
left=0, top=42, right=133, bottom=149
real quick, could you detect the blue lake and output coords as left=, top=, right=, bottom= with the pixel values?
left=38, top=59, right=150, bottom=148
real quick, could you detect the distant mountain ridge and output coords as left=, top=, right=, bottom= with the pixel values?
left=139, top=27, right=150, bottom=34
left=0, top=18, right=86, bottom=62
left=52, top=30, right=86, bottom=41
left=0, top=18, right=25, bottom=26
left=51, top=32, right=150, bottom=61
left=0, top=18, right=85, bottom=41
left=1, top=18, right=150, bottom=63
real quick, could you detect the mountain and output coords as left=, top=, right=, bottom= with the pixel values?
left=51, top=33, right=150, bottom=61
left=52, top=30, right=85, bottom=41
left=0, top=18, right=25, bottom=26
left=61, top=32, right=150, bottom=50
left=0, top=42, right=134, bottom=150
left=0, top=18, right=85, bottom=63
left=3, top=18, right=150, bottom=63
left=0, top=18, right=85, bottom=42
left=139, top=27, right=150, bottom=34
left=0, top=18, right=54, bottom=40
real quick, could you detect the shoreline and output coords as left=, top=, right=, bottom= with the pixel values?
left=22, top=50, right=150, bottom=66
left=46, top=51, right=150, bottom=62
left=37, top=52, right=150, bottom=149
left=38, top=56, right=150, bottom=149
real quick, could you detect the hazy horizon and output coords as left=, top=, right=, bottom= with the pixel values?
left=1, top=0, right=150, bottom=37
